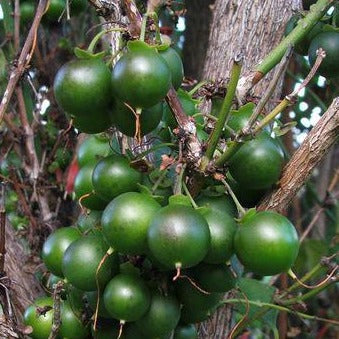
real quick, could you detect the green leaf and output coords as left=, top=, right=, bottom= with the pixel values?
left=293, top=239, right=329, bottom=275
left=235, top=278, right=278, bottom=330
left=231, top=102, right=256, bottom=117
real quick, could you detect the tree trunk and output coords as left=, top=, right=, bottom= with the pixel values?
left=182, top=0, right=215, bottom=80
left=200, top=1, right=300, bottom=337
left=203, top=0, right=300, bottom=102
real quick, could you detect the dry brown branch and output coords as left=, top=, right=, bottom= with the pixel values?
left=258, top=97, right=339, bottom=212
left=0, top=0, right=48, bottom=124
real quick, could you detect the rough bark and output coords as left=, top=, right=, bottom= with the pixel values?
left=203, top=0, right=300, bottom=103
left=0, top=223, right=44, bottom=338
left=183, top=0, right=215, bottom=80
left=200, top=1, right=300, bottom=337
left=258, top=97, right=339, bottom=213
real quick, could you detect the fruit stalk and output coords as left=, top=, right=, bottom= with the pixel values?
left=237, top=0, right=334, bottom=100
left=253, top=48, right=326, bottom=135
left=202, top=59, right=242, bottom=169
left=256, top=0, right=333, bottom=76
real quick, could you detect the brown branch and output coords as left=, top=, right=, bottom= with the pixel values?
left=0, top=0, right=48, bottom=124
left=0, top=184, right=6, bottom=275
left=258, top=97, right=339, bottom=213
left=48, top=280, right=64, bottom=339
left=16, top=88, right=40, bottom=182
left=123, top=0, right=143, bottom=37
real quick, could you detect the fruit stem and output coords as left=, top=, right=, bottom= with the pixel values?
left=182, top=180, right=198, bottom=209
left=222, top=298, right=339, bottom=327
left=118, top=321, right=125, bottom=339
left=214, top=141, right=243, bottom=168
left=94, top=250, right=113, bottom=330
left=220, top=178, right=246, bottom=217
left=134, top=142, right=175, bottom=160
left=188, top=80, right=208, bottom=96
left=87, top=28, right=125, bottom=54
left=255, top=0, right=334, bottom=77
left=253, top=48, right=326, bottom=135
left=173, top=163, right=186, bottom=195
left=173, top=263, right=182, bottom=281
left=149, top=12, right=162, bottom=44
left=140, top=14, right=148, bottom=42
left=151, top=169, right=168, bottom=193
left=287, top=266, right=338, bottom=290
left=202, top=58, right=242, bottom=169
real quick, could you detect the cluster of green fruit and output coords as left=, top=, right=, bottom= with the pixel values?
left=23, top=132, right=299, bottom=338
left=53, top=40, right=184, bottom=136
left=285, top=4, right=339, bottom=78
left=20, top=0, right=87, bottom=25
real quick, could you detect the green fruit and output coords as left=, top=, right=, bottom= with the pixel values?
left=234, top=211, right=299, bottom=276
left=191, top=263, right=235, bottom=293
left=54, top=59, right=112, bottom=118
left=284, top=14, right=324, bottom=55
left=110, top=101, right=163, bottom=137
left=148, top=204, right=210, bottom=270
left=308, top=31, right=339, bottom=78
left=42, top=227, right=81, bottom=277
left=103, top=274, right=151, bottom=322
left=196, top=193, right=237, bottom=217
left=66, top=284, right=85, bottom=311
left=102, top=192, right=161, bottom=255
left=135, top=292, right=181, bottom=337
left=175, top=278, right=222, bottom=310
left=77, top=134, right=112, bottom=168
left=85, top=290, right=112, bottom=319
left=20, top=2, right=35, bottom=24
left=77, top=210, right=102, bottom=233
left=74, top=163, right=109, bottom=210
left=23, top=297, right=54, bottom=339
left=59, top=301, right=89, bottom=339
left=71, top=109, right=112, bottom=134
left=228, top=133, right=284, bottom=190
left=44, top=0, right=64, bottom=23
left=91, top=319, right=120, bottom=338
left=70, top=0, right=87, bottom=14
left=159, top=46, right=184, bottom=89
left=44, top=273, right=64, bottom=294
left=111, top=41, right=171, bottom=109
left=92, top=155, right=142, bottom=201
left=173, top=324, right=198, bottom=339
left=179, top=306, right=215, bottom=325
left=62, top=234, right=118, bottom=291
left=202, top=209, right=236, bottom=264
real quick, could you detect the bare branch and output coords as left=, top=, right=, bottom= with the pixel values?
left=0, top=0, right=48, bottom=123
left=258, top=97, right=339, bottom=213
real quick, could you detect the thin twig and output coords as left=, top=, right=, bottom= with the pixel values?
left=0, top=0, right=49, bottom=124
left=48, top=280, right=64, bottom=339
left=0, top=183, right=6, bottom=274
left=241, top=48, right=292, bottom=136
